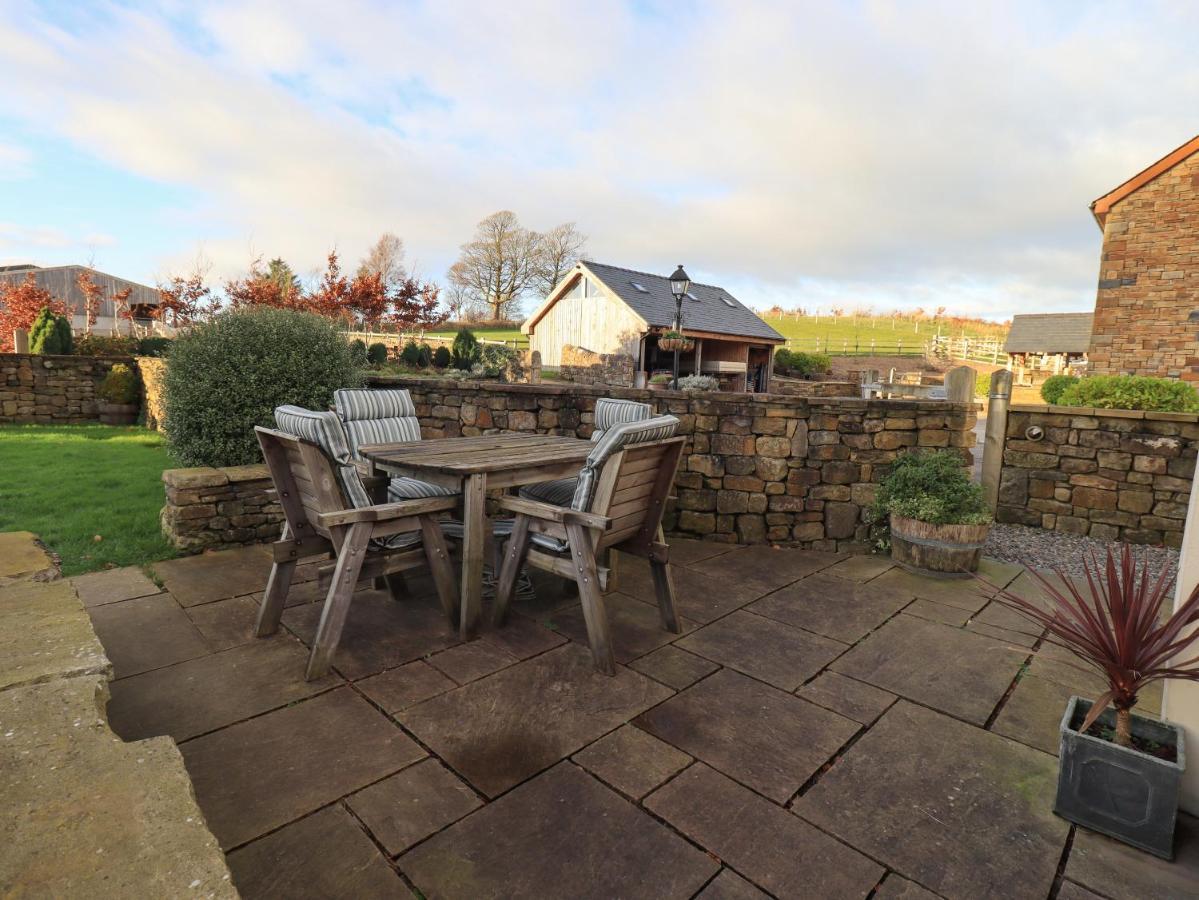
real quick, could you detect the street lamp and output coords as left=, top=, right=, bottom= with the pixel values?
left=668, top=264, right=690, bottom=389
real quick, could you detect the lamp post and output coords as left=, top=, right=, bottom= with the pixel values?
left=668, top=264, right=691, bottom=389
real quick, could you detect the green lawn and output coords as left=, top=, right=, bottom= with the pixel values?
left=424, top=326, right=528, bottom=346
left=0, top=424, right=177, bottom=576
left=761, top=314, right=1006, bottom=355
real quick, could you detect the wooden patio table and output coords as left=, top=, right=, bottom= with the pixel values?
left=360, top=433, right=594, bottom=639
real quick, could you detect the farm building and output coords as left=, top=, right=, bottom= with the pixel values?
left=1003, top=312, right=1093, bottom=375
left=523, top=261, right=784, bottom=392
left=0, top=264, right=164, bottom=335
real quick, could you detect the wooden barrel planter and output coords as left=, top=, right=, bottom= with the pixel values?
left=889, top=514, right=990, bottom=577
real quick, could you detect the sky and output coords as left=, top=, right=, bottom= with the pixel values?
left=1, top=0, right=1197, bottom=321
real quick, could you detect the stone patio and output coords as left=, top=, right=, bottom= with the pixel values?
left=75, top=542, right=1196, bottom=899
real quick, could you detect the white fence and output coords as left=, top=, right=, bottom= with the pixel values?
left=341, top=330, right=524, bottom=350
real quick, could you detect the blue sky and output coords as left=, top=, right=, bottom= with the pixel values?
left=1, top=0, right=1197, bottom=320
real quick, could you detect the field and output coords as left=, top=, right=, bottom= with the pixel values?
left=760, top=314, right=1006, bottom=356
left=0, top=424, right=177, bottom=576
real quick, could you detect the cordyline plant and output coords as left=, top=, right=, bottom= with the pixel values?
left=991, top=545, right=1199, bottom=749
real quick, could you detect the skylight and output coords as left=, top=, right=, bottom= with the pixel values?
left=721, top=296, right=735, bottom=307
left=686, top=291, right=699, bottom=301
left=629, top=281, right=648, bottom=293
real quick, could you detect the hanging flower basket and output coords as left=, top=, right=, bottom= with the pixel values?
left=659, top=332, right=694, bottom=353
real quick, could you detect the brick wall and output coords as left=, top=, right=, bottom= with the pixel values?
left=1088, top=150, right=1199, bottom=377
left=996, top=404, right=1197, bottom=547
left=372, top=376, right=977, bottom=550
left=0, top=353, right=135, bottom=424
left=160, top=464, right=283, bottom=553
left=558, top=344, right=635, bottom=387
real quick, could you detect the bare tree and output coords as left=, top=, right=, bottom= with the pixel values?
left=533, top=222, right=587, bottom=297
left=358, top=233, right=407, bottom=289
left=448, top=211, right=544, bottom=321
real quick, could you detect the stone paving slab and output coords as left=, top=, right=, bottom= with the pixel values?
left=966, top=620, right=1039, bottom=649
left=868, top=568, right=992, bottom=613
left=637, top=668, right=859, bottom=803
left=748, top=572, right=912, bottom=644
left=428, top=641, right=519, bottom=684
left=645, top=763, right=884, bottom=899
left=677, top=609, right=847, bottom=691
left=400, top=762, right=719, bottom=899
left=347, top=758, right=483, bottom=856
left=796, top=701, right=1067, bottom=900
left=0, top=531, right=53, bottom=579
left=991, top=674, right=1073, bottom=755
left=227, top=804, right=414, bottom=898
left=628, top=643, right=720, bottom=690
left=70, top=565, right=162, bottom=608
left=695, top=869, right=771, bottom=899
left=87, top=592, right=211, bottom=678
left=797, top=671, right=897, bottom=726
left=357, top=660, right=458, bottom=714
left=182, top=687, right=423, bottom=849
left=831, top=614, right=1025, bottom=725
left=107, top=635, right=339, bottom=742
left=572, top=724, right=692, bottom=800
left=185, top=594, right=261, bottom=651
left=153, top=545, right=272, bottom=607
left=549, top=590, right=696, bottom=664
left=1064, top=813, right=1199, bottom=900
left=688, top=545, right=844, bottom=596
left=970, top=597, right=1043, bottom=637
left=902, top=597, right=972, bottom=627
left=477, top=611, right=567, bottom=660
left=0, top=578, right=110, bottom=691
left=1056, top=882, right=1107, bottom=900
left=874, top=873, right=942, bottom=899
left=822, top=553, right=896, bottom=582
left=617, top=563, right=774, bottom=624
left=0, top=676, right=234, bottom=898
left=399, top=643, right=672, bottom=798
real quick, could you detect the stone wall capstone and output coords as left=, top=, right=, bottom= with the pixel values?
left=996, top=403, right=1198, bottom=547
left=369, top=376, right=978, bottom=549
left=558, top=344, right=636, bottom=388
left=0, top=352, right=134, bottom=424
left=160, top=464, right=283, bottom=552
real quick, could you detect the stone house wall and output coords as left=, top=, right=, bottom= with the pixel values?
left=558, top=344, right=636, bottom=387
left=0, top=352, right=135, bottom=424
left=996, top=403, right=1198, bottom=547
left=371, top=376, right=977, bottom=550
left=160, top=464, right=283, bottom=552
left=1087, top=150, right=1199, bottom=378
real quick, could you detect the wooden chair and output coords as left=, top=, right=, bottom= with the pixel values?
left=255, top=425, right=459, bottom=680
left=491, top=416, right=685, bottom=674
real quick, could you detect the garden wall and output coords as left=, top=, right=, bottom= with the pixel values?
left=558, top=344, right=636, bottom=387
left=996, top=403, right=1198, bottom=547
left=371, top=376, right=977, bottom=549
left=160, top=464, right=283, bottom=552
left=771, top=376, right=860, bottom=398
left=0, top=352, right=134, bottom=424
left=137, top=356, right=167, bottom=431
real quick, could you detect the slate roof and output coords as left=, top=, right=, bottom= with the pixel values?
left=1003, top=312, right=1093, bottom=354
left=577, top=261, right=784, bottom=342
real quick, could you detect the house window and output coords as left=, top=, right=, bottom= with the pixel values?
left=585, top=278, right=604, bottom=298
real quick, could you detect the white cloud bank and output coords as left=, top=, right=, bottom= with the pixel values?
left=0, top=0, right=1196, bottom=318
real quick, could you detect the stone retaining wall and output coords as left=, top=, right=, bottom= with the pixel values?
left=0, top=352, right=135, bottom=424
left=771, top=376, right=860, bottom=398
left=372, top=376, right=977, bottom=549
left=997, top=404, right=1198, bottom=547
left=558, top=344, right=636, bottom=387
left=161, top=464, right=283, bottom=552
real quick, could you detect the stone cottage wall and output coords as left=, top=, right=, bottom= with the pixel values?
left=1088, top=150, right=1199, bottom=378
left=371, top=377, right=977, bottom=549
left=160, top=464, right=283, bottom=552
left=0, top=353, right=135, bottom=424
left=996, top=404, right=1198, bottom=547
left=558, top=344, right=636, bottom=387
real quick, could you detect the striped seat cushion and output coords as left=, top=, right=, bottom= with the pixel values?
left=571, top=414, right=679, bottom=511
left=387, top=477, right=459, bottom=502
left=591, top=398, right=651, bottom=442
left=518, top=476, right=578, bottom=507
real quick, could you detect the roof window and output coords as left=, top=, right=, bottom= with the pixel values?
left=629, top=281, right=648, bottom=293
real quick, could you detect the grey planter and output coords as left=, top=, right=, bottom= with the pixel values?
left=1056, top=696, right=1185, bottom=859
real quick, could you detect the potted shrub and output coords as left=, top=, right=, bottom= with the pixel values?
left=676, top=374, right=720, bottom=392
left=870, top=449, right=991, bottom=576
left=658, top=330, right=694, bottom=352
left=648, top=373, right=673, bottom=392
left=991, top=547, right=1197, bottom=859
left=96, top=363, right=140, bottom=425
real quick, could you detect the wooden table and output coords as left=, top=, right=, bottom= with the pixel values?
left=360, top=434, right=595, bottom=639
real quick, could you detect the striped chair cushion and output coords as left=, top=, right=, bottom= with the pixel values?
left=519, top=476, right=578, bottom=507
left=387, top=477, right=458, bottom=501
left=571, top=414, right=679, bottom=512
left=591, top=398, right=652, bottom=442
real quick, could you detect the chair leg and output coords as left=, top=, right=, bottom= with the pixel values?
left=650, top=560, right=682, bottom=633
left=420, top=516, right=459, bottom=626
left=306, top=522, right=370, bottom=681
left=384, top=572, right=408, bottom=601
left=601, top=547, right=619, bottom=594
left=256, top=559, right=296, bottom=637
left=565, top=523, right=615, bottom=675
left=492, top=516, right=531, bottom=626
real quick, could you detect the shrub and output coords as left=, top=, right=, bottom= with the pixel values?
left=676, top=374, right=720, bottom=391
left=367, top=342, right=389, bottom=365
left=870, top=450, right=990, bottom=547
left=75, top=334, right=138, bottom=357
left=451, top=328, right=481, bottom=369
left=399, top=341, right=421, bottom=367
left=773, top=349, right=831, bottom=377
left=773, top=348, right=794, bottom=374
left=163, top=307, right=364, bottom=467
left=347, top=338, right=368, bottom=364
left=974, top=370, right=992, bottom=399
left=28, top=307, right=73, bottom=354
left=1056, top=375, right=1199, bottom=413
left=417, top=343, right=433, bottom=368
left=649, top=373, right=673, bottom=384
left=432, top=345, right=451, bottom=368
left=96, top=363, right=139, bottom=405
left=477, top=343, right=519, bottom=378
left=135, top=336, right=173, bottom=358
left=1040, top=374, right=1079, bottom=405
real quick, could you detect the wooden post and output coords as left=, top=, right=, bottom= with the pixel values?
left=944, top=365, right=975, bottom=404
left=980, top=369, right=1011, bottom=507
left=12, top=328, right=29, bottom=354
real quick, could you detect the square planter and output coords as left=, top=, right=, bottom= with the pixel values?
left=1056, top=696, right=1185, bottom=859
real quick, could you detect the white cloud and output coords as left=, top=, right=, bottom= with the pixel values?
left=0, top=0, right=1196, bottom=318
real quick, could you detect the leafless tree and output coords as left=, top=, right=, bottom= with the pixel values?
left=532, top=222, right=587, bottom=297
left=358, top=233, right=407, bottom=289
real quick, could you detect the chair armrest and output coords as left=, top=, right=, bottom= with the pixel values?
left=495, top=495, right=611, bottom=530
left=317, top=495, right=459, bottom=528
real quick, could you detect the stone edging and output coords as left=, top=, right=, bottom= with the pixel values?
left=1010, top=402, right=1199, bottom=423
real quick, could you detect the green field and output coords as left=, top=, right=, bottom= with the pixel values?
left=761, top=314, right=1005, bottom=355
left=424, top=326, right=527, bottom=345
left=0, top=424, right=177, bottom=576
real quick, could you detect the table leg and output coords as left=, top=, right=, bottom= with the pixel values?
left=459, top=472, right=487, bottom=640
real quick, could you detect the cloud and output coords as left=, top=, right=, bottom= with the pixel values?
left=0, top=0, right=1195, bottom=317
left=0, top=140, right=32, bottom=179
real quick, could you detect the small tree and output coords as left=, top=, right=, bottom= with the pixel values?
left=77, top=270, right=102, bottom=335
left=0, top=273, right=69, bottom=352
left=156, top=267, right=216, bottom=328
left=28, top=306, right=74, bottom=354
left=451, top=328, right=481, bottom=369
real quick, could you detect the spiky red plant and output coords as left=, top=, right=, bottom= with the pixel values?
left=992, top=545, right=1199, bottom=748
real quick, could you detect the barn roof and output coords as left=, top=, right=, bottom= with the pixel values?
left=526, top=261, right=783, bottom=342
left=1090, top=134, right=1199, bottom=229
left=1003, top=312, right=1093, bottom=354
left=0, top=264, right=159, bottom=316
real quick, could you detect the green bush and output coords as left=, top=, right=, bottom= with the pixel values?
left=163, top=307, right=364, bottom=467
left=773, top=349, right=831, bottom=377
left=870, top=450, right=990, bottom=539
left=1040, top=374, right=1079, bottom=405
left=676, top=374, right=720, bottom=391
left=96, top=363, right=139, bottom=404
left=432, top=345, right=451, bottom=368
left=772, top=348, right=794, bottom=374
left=367, top=342, right=389, bottom=365
left=399, top=341, right=421, bottom=367
left=135, top=336, right=173, bottom=358
left=29, top=307, right=73, bottom=355
left=974, top=370, right=992, bottom=399
left=451, top=328, right=481, bottom=369
left=477, top=344, right=519, bottom=378
left=348, top=338, right=367, bottom=364
left=75, top=334, right=138, bottom=357
left=416, top=343, right=433, bottom=368
left=1056, top=375, right=1199, bottom=413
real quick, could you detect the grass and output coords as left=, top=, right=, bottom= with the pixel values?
left=423, top=326, right=527, bottom=345
left=0, top=424, right=178, bottom=576
left=761, top=314, right=1006, bottom=355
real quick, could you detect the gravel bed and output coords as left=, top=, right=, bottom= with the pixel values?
left=984, top=522, right=1179, bottom=582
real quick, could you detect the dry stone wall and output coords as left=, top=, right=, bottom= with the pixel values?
left=160, top=464, right=283, bottom=552
left=996, top=404, right=1198, bottom=547
left=558, top=344, right=636, bottom=387
left=0, top=352, right=134, bottom=424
